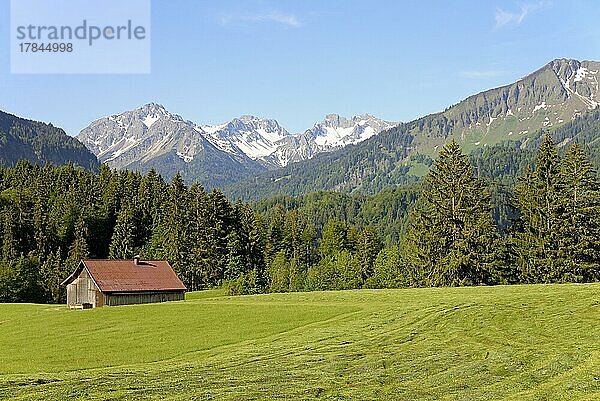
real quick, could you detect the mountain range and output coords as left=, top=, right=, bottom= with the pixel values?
left=76, top=104, right=395, bottom=187
left=1, top=58, right=598, bottom=199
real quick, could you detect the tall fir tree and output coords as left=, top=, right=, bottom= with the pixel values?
left=187, top=183, right=211, bottom=290
left=559, top=143, right=599, bottom=280
left=403, top=140, right=499, bottom=286
left=109, top=203, right=137, bottom=259
left=0, top=207, right=18, bottom=301
left=514, top=134, right=567, bottom=282
left=161, top=173, right=192, bottom=285
left=206, top=189, right=235, bottom=285
left=240, top=204, right=267, bottom=290
left=265, top=204, right=286, bottom=262
left=33, top=190, right=52, bottom=260
left=225, top=201, right=247, bottom=281
left=356, top=226, right=383, bottom=283
left=64, top=213, right=89, bottom=277
left=319, top=220, right=350, bottom=257
left=40, top=248, right=64, bottom=303
left=2, top=207, right=18, bottom=264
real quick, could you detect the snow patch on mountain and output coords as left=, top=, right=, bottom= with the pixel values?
left=574, top=67, right=588, bottom=82
left=195, top=113, right=396, bottom=167
left=142, top=114, right=160, bottom=128
left=533, top=102, right=548, bottom=112
left=265, top=114, right=396, bottom=167
left=177, top=151, right=193, bottom=162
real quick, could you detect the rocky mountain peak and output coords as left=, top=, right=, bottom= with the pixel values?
left=236, top=115, right=261, bottom=124
left=322, top=113, right=346, bottom=127
left=139, top=102, right=168, bottom=114
left=352, top=113, right=376, bottom=121
left=548, top=58, right=582, bottom=80
left=227, top=115, right=288, bottom=134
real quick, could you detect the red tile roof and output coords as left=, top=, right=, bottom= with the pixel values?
left=63, top=260, right=186, bottom=292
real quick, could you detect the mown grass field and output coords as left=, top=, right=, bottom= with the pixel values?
left=1, top=284, right=600, bottom=400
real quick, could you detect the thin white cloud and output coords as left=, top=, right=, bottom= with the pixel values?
left=494, top=1, right=551, bottom=29
left=220, top=11, right=302, bottom=28
left=460, top=70, right=508, bottom=79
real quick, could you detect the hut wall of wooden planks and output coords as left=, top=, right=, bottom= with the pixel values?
left=104, top=291, right=184, bottom=306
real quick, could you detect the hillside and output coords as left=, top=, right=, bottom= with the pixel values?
left=471, top=108, right=600, bottom=188
left=1, top=285, right=599, bottom=400
left=227, top=58, right=600, bottom=200
left=0, top=110, right=98, bottom=169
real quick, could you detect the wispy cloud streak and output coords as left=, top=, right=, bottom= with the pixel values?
left=494, top=1, right=551, bottom=29
left=220, top=11, right=302, bottom=28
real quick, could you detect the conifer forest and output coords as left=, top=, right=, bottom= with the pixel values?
left=0, top=134, right=597, bottom=303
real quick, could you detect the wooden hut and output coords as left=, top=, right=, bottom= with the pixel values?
left=61, top=257, right=186, bottom=308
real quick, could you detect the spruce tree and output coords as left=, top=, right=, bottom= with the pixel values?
left=0, top=208, right=18, bottom=302
left=64, top=213, right=89, bottom=276
left=225, top=203, right=246, bottom=281
left=109, top=204, right=137, bottom=259
left=300, top=222, right=318, bottom=269
left=514, top=134, right=566, bottom=282
left=206, top=189, right=235, bottom=285
left=319, top=220, right=350, bottom=257
left=403, top=140, right=499, bottom=286
left=12, top=254, right=44, bottom=303
left=266, top=204, right=286, bottom=262
left=161, top=173, right=192, bottom=284
left=188, top=183, right=211, bottom=290
left=241, top=204, right=267, bottom=290
left=559, top=143, right=600, bottom=280
left=365, top=247, right=406, bottom=288
left=40, top=248, right=64, bottom=303
left=33, top=191, right=51, bottom=260
left=283, top=209, right=303, bottom=260
left=356, top=226, right=383, bottom=283
left=2, top=207, right=18, bottom=264
left=267, top=250, right=291, bottom=292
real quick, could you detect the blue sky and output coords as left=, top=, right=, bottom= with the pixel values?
left=1, top=0, right=599, bottom=135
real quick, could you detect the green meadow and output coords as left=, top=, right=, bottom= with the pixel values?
left=1, top=284, right=600, bottom=400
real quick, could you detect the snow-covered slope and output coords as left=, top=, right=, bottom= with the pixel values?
left=269, top=114, right=396, bottom=166
left=200, top=115, right=291, bottom=164
left=554, top=61, right=599, bottom=110
left=311, top=114, right=394, bottom=147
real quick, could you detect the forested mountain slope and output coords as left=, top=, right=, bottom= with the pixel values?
left=227, top=59, right=600, bottom=200
left=0, top=110, right=98, bottom=169
left=472, top=108, right=600, bottom=186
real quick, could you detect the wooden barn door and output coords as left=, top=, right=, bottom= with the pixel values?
left=95, top=290, right=104, bottom=307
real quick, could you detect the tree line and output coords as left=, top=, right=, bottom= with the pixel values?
left=0, top=134, right=597, bottom=303
left=258, top=135, right=599, bottom=291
